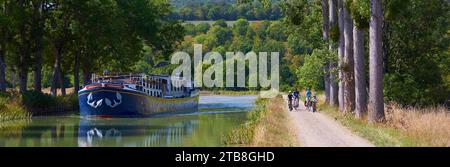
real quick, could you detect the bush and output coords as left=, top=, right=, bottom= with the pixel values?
left=21, top=91, right=79, bottom=113
left=384, top=73, right=448, bottom=106
left=21, top=91, right=56, bottom=109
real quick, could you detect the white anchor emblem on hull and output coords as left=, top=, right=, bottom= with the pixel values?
left=87, top=92, right=122, bottom=108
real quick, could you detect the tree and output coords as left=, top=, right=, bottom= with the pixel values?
left=213, top=19, right=228, bottom=28
left=343, top=0, right=355, bottom=113
left=368, top=0, right=384, bottom=123
left=0, top=0, right=10, bottom=92
left=30, top=0, right=47, bottom=93
left=196, top=23, right=210, bottom=34
left=383, top=0, right=449, bottom=106
left=267, top=21, right=287, bottom=41
left=321, top=0, right=330, bottom=104
left=233, top=18, right=250, bottom=36
left=46, top=0, right=74, bottom=96
left=349, top=0, right=370, bottom=118
left=287, top=34, right=309, bottom=55
left=297, top=49, right=326, bottom=90
left=13, top=0, right=33, bottom=93
left=328, top=0, right=339, bottom=106
left=337, top=0, right=345, bottom=112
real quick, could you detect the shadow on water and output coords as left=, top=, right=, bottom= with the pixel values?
left=0, top=95, right=256, bottom=147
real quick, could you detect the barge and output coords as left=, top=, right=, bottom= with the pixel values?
left=78, top=73, right=199, bottom=117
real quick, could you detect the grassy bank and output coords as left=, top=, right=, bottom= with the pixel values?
left=200, top=90, right=259, bottom=96
left=0, top=92, right=31, bottom=122
left=319, top=101, right=450, bottom=147
left=224, top=96, right=298, bottom=146
left=0, top=91, right=78, bottom=122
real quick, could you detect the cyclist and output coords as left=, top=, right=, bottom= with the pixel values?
left=311, top=95, right=318, bottom=113
left=287, top=91, right=293, bottom=111
left=293, top=90, right=300, bottom=110
left=305, top=89, right=312, bottom=110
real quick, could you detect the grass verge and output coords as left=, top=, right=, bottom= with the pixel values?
left=319, top=102, right=450, bottom=147
left=223, top=95, right=298, bottom=146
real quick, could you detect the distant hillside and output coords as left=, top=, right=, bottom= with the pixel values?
left=169, top=0, right=282, bottom=21
left=171, top=0, right=237, bottom=8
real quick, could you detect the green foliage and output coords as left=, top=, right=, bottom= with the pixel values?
left=297, top=49, right=328, bottom=90
left=21, top=90, right=78, bottom=112
left=329, top=25, right=340, bottom=43
left=183, top=23, right=197, bottom=36
left=266, top=21, right=287, bottom=41
left=196, top=23, right=211, bottom=34
left=21, top=91, right=57, bottom=108
left=287, top=34, right=309, bottom=55
left=283, top=0, right=308, bottom=26
left=348, top=0, right=370, bottom=29
left=213, top=19, right=228, bottom=28
left=233, top=19, right=250, bottom=36
left=283, top=0, right=324, bottom=50
left=171, top=1, right=282, bottom=21
left=383, top=0, right=449, bottom=106
left=175, top=20, right=289, bottom=90
left=204, top=25, right=233, bottom=50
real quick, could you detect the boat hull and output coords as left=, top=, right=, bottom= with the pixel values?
left=78, top=88, right=199, bottom=117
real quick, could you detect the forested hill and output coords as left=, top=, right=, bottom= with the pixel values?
left=170, top=0, right=283, bottom=20
left=171, top=0, right=237, bottom=7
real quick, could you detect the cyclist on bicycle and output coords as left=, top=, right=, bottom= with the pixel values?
left=287, top=91, right=293, bottom=111
left=293, top=90, right=300, bottom=110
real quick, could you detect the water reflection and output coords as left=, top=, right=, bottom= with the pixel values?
left=0, top=95, right=256, bottom=147
left=77, top=117, right=199, bottom=147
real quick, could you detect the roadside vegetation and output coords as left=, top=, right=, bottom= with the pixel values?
left=224, top=95, right=298, bottom=146
left=317, top=94, right=450, bottom=147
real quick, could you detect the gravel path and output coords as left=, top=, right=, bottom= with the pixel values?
left=285, top=96, right=374, bottom=147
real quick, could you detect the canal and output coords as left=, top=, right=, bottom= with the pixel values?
left=0, top=95, right=256, bottom=147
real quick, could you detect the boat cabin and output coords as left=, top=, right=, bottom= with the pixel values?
left=91, top=73, right=194, bottom=98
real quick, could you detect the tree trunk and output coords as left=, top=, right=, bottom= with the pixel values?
left=51, top=47, right=63, bottom=96
left=322, top=0, right=330, bottom=104
left=343, top=2, right=355, bottom=113
left=353, top=25, right=367, bottom=118
left=10, top=68, right=16, bottom=90
left=18, top=64, right=28, bottom=93
left=0, top=47, right=6, bottom=92
left=19, top=49, right=29, bottom=93
left=83, top=70, right=92, bottom=85
left=0, top=0, right=6, bottom=92
left=74, top=50, right=80, bottom=94
left=32, top=1, right=44, bottom=93
left=59, top=67, right=66, bottom=96
left=17, top=0, right=30, bottom=94
left=369, top=0, right=385, bottom=123
left=329, top=0, right=338, bottom=106
left=33, top=52, right=43, bottom=92
left=338, top=0, right=345, bottom=112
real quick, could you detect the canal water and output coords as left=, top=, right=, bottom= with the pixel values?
left=0, top=95, right=256, bottom=147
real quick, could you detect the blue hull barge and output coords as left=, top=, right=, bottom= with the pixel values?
left=78, top=74, right=199, bottom=117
